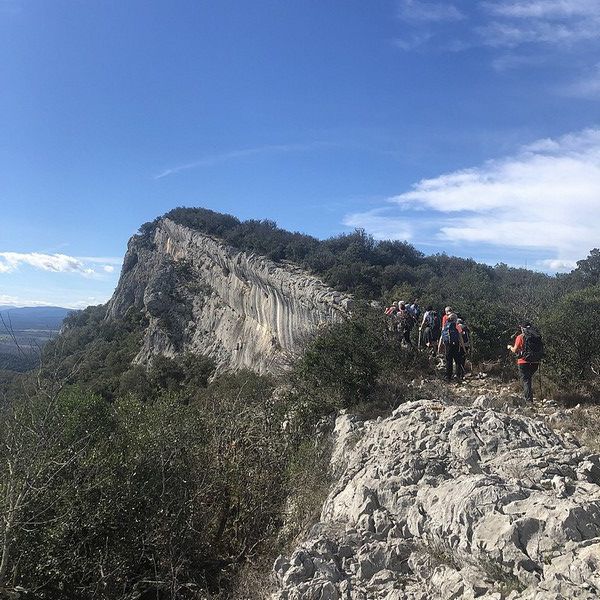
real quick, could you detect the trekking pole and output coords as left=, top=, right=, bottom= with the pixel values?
left=538, top=363, right=543, bottom=402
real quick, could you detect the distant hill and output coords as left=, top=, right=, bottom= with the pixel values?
left=0, top=306, right=71, bottom=329
left=0, top=305, right=72, bottom=370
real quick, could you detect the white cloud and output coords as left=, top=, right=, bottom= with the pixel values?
left=0, top=252, right=121, bottom=277
left=345, top=128, right=600, bottom=269
left=0, top=294, right=21, bottom=305
left=485, top=1, right=600, bottom=19
left=479, top=0, right=600, bottom=48
left=538, top=258, right=578, bottom=272
left=0, top=294, right=107, bottom=309
left=343, top=209, right=414, bottom=241
left=477, top=19, right=600, bottom=48
left=63, top=297, right=108, bottom=309
left=0, top=252, right=93, bottom=275
left=393, top=0, right=600, bottom=64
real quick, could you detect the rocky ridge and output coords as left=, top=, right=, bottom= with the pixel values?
left=106, top=218, right=352, bottom=373
left=272, top=389, right=600, bottom=599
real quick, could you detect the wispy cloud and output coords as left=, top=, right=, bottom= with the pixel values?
left=345, top=128, right=600, bottom=272
left=484, top=0, right=600, bottom=19
left=480, top=1, right=600, bottom=47
left=0, top=253, right=120, bottom=277
left=155, top=142, right=334, bottom=179
left=393, top=31, right=434, bottom=51
left=397, top=0, right=464, bottom=23
left=78, top=256, right=123, bottom=266
left=477, top=18, right=600, bottom=48
left=393, top=0, right=600, bottom=60
left=476, top=0, right=600, bottom=49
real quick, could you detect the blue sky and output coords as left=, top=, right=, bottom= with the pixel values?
left=1, top=0, right=599, bottom=307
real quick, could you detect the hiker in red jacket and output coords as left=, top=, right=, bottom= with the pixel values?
left=507, top=323, right=544, bottom=402
left=441, top=306, right=452, bottom=329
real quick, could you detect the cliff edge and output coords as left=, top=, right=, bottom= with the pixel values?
left=106, top=218, right=352, bottom=373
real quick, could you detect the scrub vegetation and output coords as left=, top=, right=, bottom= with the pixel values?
left=1, top=208, right=600, bottom=598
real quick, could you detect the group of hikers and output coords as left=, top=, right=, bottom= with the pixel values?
left=384, top=300, right=544, bottom=403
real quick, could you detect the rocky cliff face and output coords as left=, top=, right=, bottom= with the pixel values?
left=106, top=218, right=352, bottom=373
left=272, top=398, right=600, bottom=599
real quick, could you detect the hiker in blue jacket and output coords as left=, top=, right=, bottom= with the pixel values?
left=438, top=312, right=466, bottom=382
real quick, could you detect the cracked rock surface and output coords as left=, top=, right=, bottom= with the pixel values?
left=272, top=400, right=600, bottom=599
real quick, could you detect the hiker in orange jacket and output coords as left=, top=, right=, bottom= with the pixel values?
left=508, top=323, right=544, bottom=402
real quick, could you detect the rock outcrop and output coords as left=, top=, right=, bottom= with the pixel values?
left=106, top=218, right=352, bottom=373
left=273, top=400, right=600, bottom=599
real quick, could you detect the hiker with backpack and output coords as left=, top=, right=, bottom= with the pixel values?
left=507, top=323, right=544, bottom=403
left=438, top=312, right=466, bottom=382
left=384, top=302, right=399, bottom=332
left=457, top=317, right=471, bottom=377
left=396, top=301, right=415, bottom=347
left=408, top=299, right=421, bottom=322
left=419, top=306, right=440, bottom=352
left=441, top=306, right=452, bottom=329
left=385, top=303, right=398, bottom=317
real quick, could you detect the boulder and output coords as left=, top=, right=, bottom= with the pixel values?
left=272, top=401, right=600, bottom=599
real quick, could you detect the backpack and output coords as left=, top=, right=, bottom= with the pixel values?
left=442, top=321, right=460, bottom=344
left=410, top=304, right=421, bottom=320
left=397, top=309, right=414, bottom=326
left=425, top=310, right=439, bottom=330
left=520, top=327, right=544, bottom=362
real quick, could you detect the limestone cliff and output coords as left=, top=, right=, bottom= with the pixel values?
left=273, top=397, right=600, bottom=599
left=106, top=218, right=352, bottom=373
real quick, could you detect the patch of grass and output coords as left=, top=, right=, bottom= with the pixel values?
left=477, top=557, right=527, bottom=597
left=550, top=404, right=600, bottom=452
left=420, top=538, right=462, bottom=571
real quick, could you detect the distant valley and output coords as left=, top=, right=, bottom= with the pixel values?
left=0, top=305, right=72, bottom=370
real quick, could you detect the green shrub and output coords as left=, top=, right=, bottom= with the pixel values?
left=542, top=285, right=600, bottom=383
left=294, top=308, right=432, bottom=410
left=4, top=371, right=298, bottom=599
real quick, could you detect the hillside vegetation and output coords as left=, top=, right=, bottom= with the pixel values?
left=1, top=207, right=600, bottom=599
left=159, top=206, right=600, bottom=384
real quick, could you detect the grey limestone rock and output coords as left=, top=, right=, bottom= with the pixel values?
left=272, top=401, right=600, bottom=599
left=106, top=218, right=352, bottom=373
